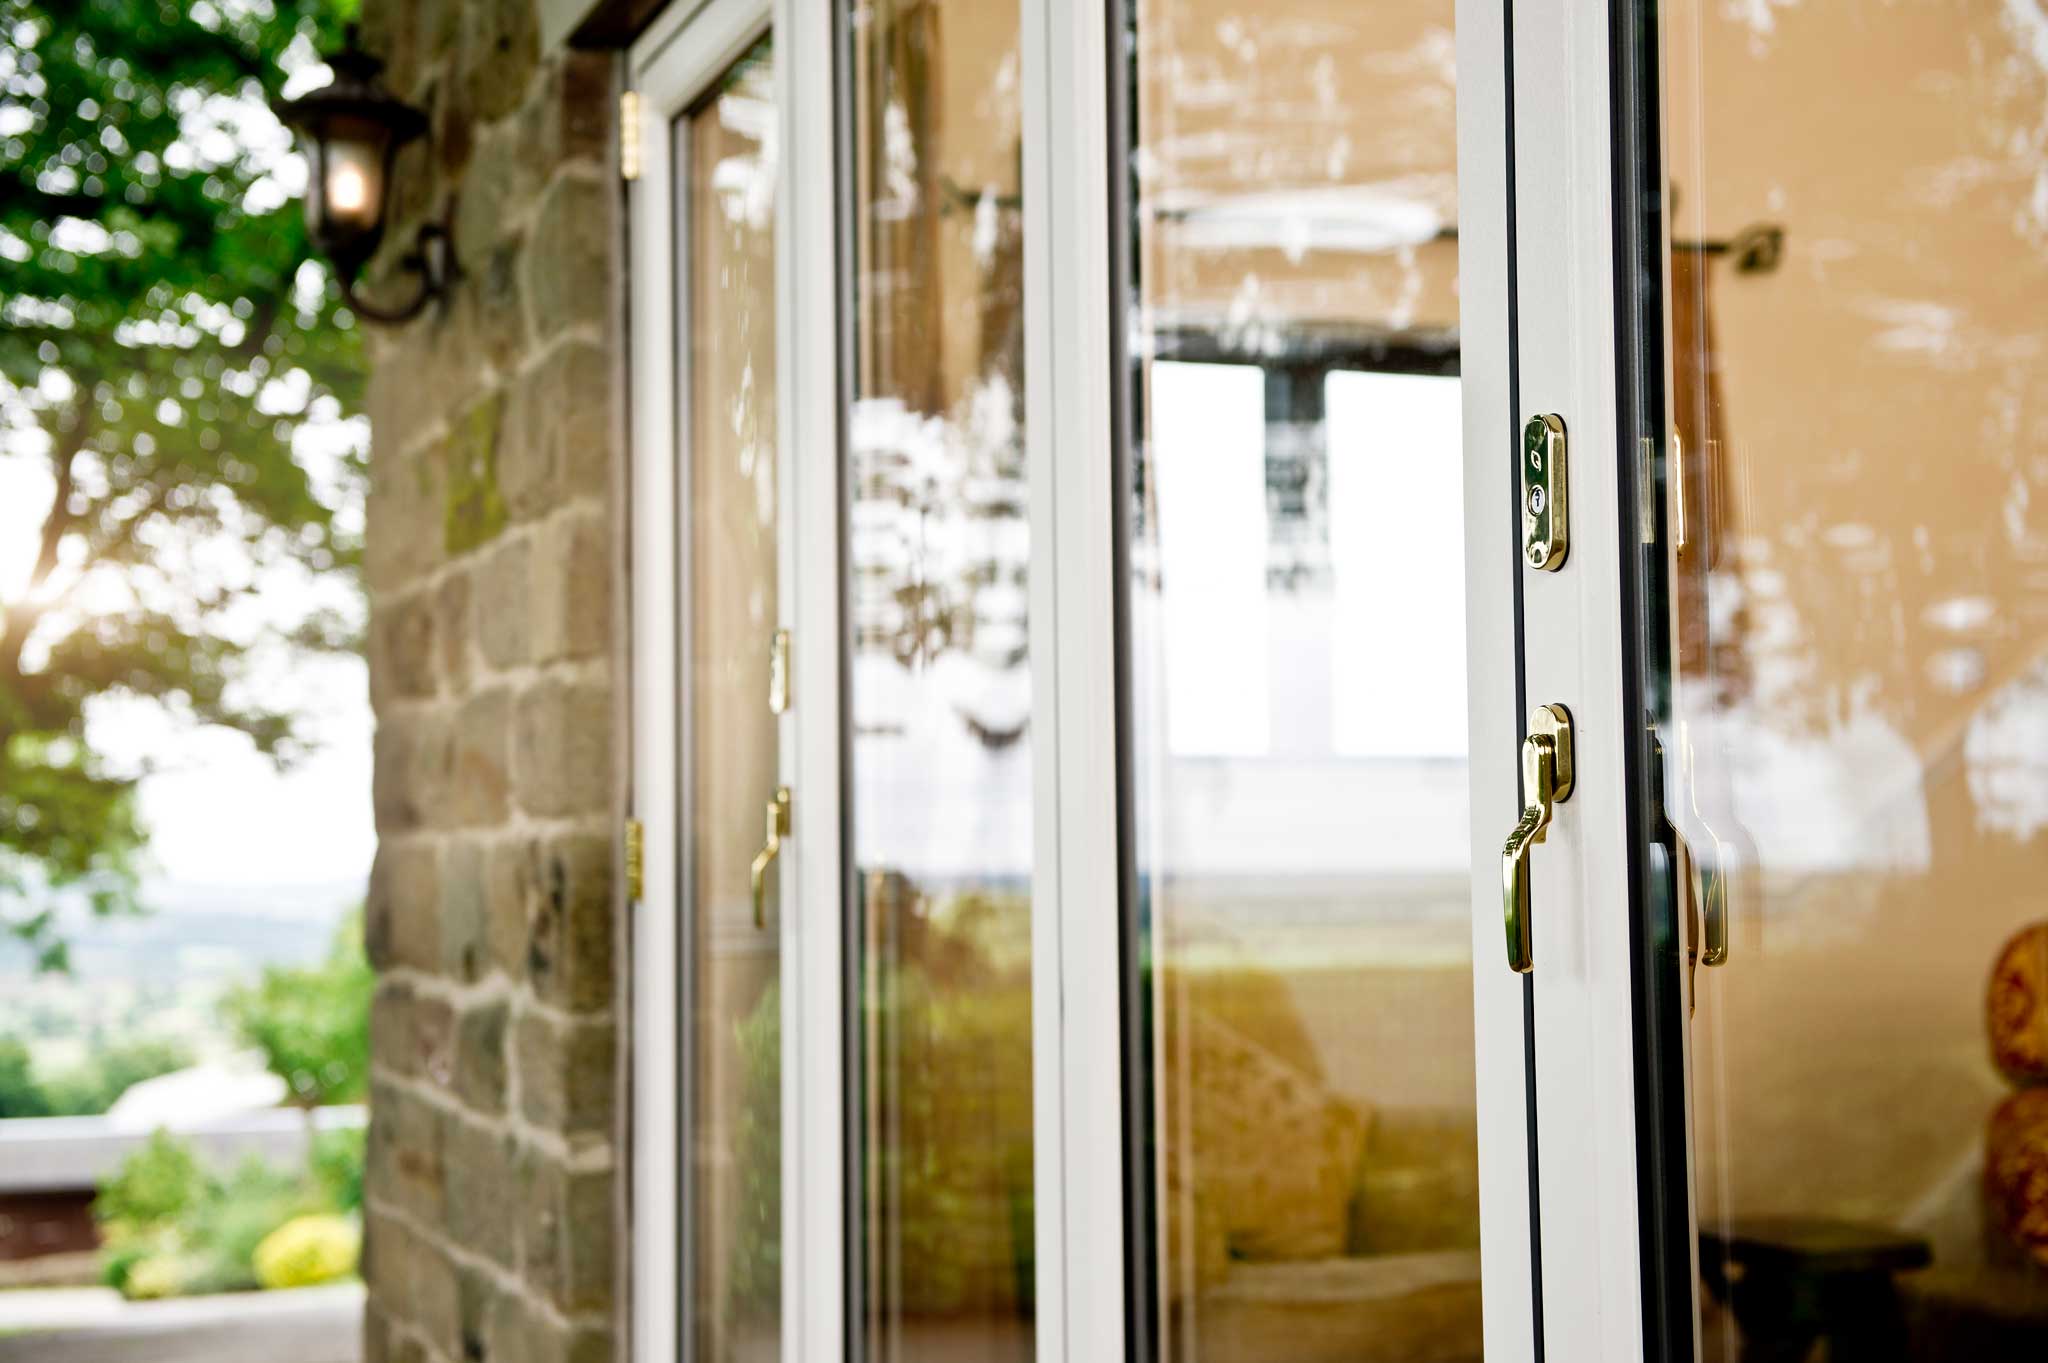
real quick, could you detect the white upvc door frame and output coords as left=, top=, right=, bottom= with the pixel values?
left=1454, top=0, right=1546, bottom=1358
left=1023, top=1, right=1556, bottom=1360
left=1499, top=0, right=1671, bottom=1359
left=625, top=4, right=844, bottom=1363
left=628, top=1, right=1651, bottom=1360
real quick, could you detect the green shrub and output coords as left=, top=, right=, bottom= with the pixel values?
left=187, top=1157, right=311, bottom=1293
left=96, top=1130, right=209, bottom=1230
left=124, top=1254, right=197, bottom=1301
left=93, top=1127, right=365, bottom=1299
left=309, top=1125, right=366, bottom=1213
left=99, top=1239, right=155, bottom=1294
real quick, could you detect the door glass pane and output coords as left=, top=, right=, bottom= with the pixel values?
left=843, top=2, right=1034, bottom=1359
left=685, top=36, right=780, bottom=1363
left=1651, top=2, right=2048, bottom=1356
left=1118, top=3, right=1481, bottom=1360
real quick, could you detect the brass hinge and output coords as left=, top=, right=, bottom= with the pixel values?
left=624, top=818, right=644, bottom=902
left=619, top=90, right=643, bottom=182
left=769, top=628, right=792, bottom=715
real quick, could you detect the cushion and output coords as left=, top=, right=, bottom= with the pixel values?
left=1990, top=922, right=2048, bottom=1085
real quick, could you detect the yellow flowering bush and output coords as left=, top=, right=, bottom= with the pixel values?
left=252, top=1214, right=360, bottom=1290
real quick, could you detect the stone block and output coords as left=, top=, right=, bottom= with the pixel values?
left=532, top=509, right=610, bottom=663
left=363, top=1301, right=398, bottom=1363
left=449, top=689, right=513, bottom=828
left=519, top=53, right=613, bottom=179
left=436, top=570, right=475, bottom=694
left=517, top=1151, right=614, bottom=1314
left=440, top=838, right=490, bottom=984
left=476, top=535, right=532, bottom=671
left=474, top=1286, right=611, bottom=1363
left=372, top=708, right=457, bottom=838
left=444, top=1116, right=519, bottom=1269
left=455, top=1000, right=510, bottom=1117
left=501, top=342, right=611, bottom=523
left=361, top=1209, right=412, bottom=1325
left=372, top=978, right=455, bottom=1085
left=367, top=1083, right=448, bottom=1229
left=372, top=590, right=440, bottom=704
left=472, top=235, right=528, bottom=374
left=412, top=1237, right=463, bottom=1361
left=456, top=127, right=521, bottom=269
left=515, top=831, right=614, bottom=1013
left=522, top=175, right=611, bottom=343
left=366, top=415, right=450, bottom=593
left=461, top=0, right=541, bottom=125
left=368, top=840, right=442, bottom=974
left=445, top=394, right=510, bottom=557
left=484, top=836, right=531, bottom=981
left=371, top=722, right=417, bottom=838
left=512, top=681, right=612, bottom=820
left=513, top=1011, right=614, bottom=1136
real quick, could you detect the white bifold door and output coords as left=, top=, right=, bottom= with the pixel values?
left=630, top=2, right=2048, bottom=1362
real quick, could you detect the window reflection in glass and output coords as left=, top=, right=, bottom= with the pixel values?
left=1657, top=2, right=2048, bottom=1357
left=1120, top=3, right=1479, bottom=1360
left=845, top=2, right=1034, bottom=1359
left=684, top=37, right=781, bottom=1363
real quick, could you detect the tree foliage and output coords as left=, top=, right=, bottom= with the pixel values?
left=223, top=906, right=370, bottom=1109
left=0, top=1033, right=191, bottom=1116
left=0, top=0, right=366, bottom=967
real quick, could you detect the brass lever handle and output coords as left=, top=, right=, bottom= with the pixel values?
left=750, top=786, right=791, bottom=929
left=1674, top=828, right=1729, bottom=969
left=1672, top=724, right=1730, bottom=970
left=1503, top=704, right=1575, bottom=973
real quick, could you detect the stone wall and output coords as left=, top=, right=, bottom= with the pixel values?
left=353, top=5, right=624, bottom=1362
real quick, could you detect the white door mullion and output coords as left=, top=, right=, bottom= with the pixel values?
left=1024, top=2, right=1125, bottom=1361
left=780, top=1, right=845, bottom=1361
left=1452, top=0, right=1542, bottom=1356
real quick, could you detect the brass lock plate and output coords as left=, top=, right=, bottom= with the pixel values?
left=1522, top=413, right=1568, bottom=571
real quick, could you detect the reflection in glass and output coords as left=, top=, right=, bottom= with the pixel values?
left=685, top=37, right=781, bottom=1363
left=1651, top=3, right=2048, bottom=1357
left=845, top=2, right=1034, bottom=1359
left=1120, top=3, right=1480, bottom=1361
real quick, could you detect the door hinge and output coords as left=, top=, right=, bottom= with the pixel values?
left=624, top=817, right=644, bottom=902
left=619, top=90, right=643, bottom=182
left=769, top=628, right=792, bottom=715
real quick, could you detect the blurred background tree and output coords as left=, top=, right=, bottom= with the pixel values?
left=223, top=907, right=370, bottom=1112
left=0, top=0, right=365, bottom=969
left=0, top=1033, right=191, bottom=1116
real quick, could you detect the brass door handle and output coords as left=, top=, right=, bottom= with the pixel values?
left=1671, top=722, right=1730, bottom=973
left=1503, top=704, right=1575, bottom=973
left=1674, top=828, right=1729, bottom=969
left=750, top=786, right=791, bottom=928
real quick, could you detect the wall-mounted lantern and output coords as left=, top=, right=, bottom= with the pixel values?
left=275, top=29, right=456, bottom=324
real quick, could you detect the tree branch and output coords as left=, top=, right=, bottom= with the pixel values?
left=0, top=408, right=91, bottom=696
